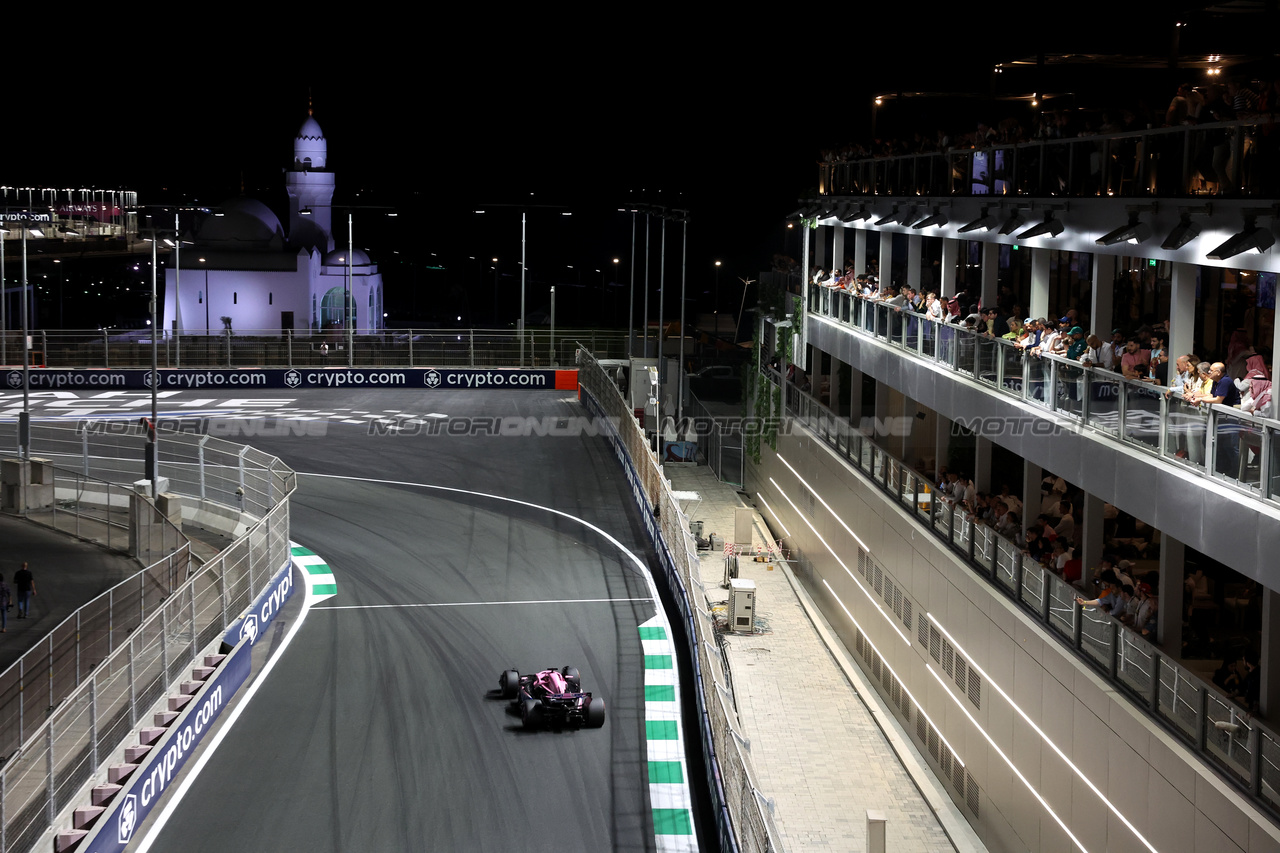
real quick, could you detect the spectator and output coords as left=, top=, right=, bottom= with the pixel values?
left=1120, top=336, right=1152, bottom=382
left=13, top=563, right=34, bottom=620
left=1054, top=500, right=1076, bottom=542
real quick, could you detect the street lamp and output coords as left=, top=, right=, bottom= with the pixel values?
left=714, top=260, right=722, bottom=335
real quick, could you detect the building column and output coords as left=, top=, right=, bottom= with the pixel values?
left=878, top=230, right=893, bottom=285
left=1169, top=261, right=1197, bottom=366
left=1023, top=460, right=1043, bottom=533
left=829, top=353, right=844, bottom=416
left=940, top=237, right=959, bottom=297
left=1261, top=590, right=1280, bottom=717
left=1080, top=493, right=1105, bottom=589
left=973, top=435, right=992, bottom=493
left=981, top=241, right=999, bottom=310
left=934, top=413, right=952, bottom=481
left=1091, top=253, right=1116, bottom=337
left=1158, top=536, right=1185, bottom=654
left=1029, top=247, right=1051, bottom=320
left=832, top=227, right=846, bottom=273
left=848, top=364, right=865, bottom=423
left=906, top=234, right=922, bottom=290
left=871, top=380, right=891, bottom=440
left=854, top=229, right=868, bottom=275
left=815, top=225, right=828, bottom=272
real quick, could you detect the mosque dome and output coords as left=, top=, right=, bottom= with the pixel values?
left=294, top=114, right=328, bottom=169
left=323, top=247, right=372, bottom=266
left=198, top=198, right=284, bottom=245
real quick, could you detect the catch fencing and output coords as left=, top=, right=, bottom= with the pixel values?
left=576, top=345, right=782, bottom=853
left=0, top=423, right=294, bottom=853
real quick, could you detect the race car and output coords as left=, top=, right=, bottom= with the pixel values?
left=498, top=666, right=606, bottom=730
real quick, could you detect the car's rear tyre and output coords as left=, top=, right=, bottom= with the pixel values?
left=521, top=699, right=542, bottom=729
left=562, top=666, right=581, bottom=692
left=499, top=670, right=519, bottom=700
left=586, top=697, right=606, bottom=728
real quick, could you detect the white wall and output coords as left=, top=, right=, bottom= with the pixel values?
left=749, top=428, right=1280, bottom=853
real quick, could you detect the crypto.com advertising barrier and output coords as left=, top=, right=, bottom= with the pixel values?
left=77, top=640, right=253, bottom=853
left=223, top=562, right=294, bottom=649
left=5, top=367, right=579, bottom=391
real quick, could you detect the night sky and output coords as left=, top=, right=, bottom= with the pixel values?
left=7, top=6, right=1270, bottom=330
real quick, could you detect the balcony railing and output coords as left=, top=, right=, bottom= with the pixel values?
left=820, top=117, right=1278, bottom=199
left=808, top=284, right=1280, bottom=506
left=768, top=368, right=1280, bottom=822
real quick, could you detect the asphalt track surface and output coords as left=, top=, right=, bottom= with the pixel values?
left=121, top=389, right=671, bottom=852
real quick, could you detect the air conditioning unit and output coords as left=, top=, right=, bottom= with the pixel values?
left=728, top=579, right=757, bottom=634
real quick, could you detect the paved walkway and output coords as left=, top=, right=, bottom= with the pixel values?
left=0, top=514, right=138, bottom=671
left=664, top=463, right=986, bottom=853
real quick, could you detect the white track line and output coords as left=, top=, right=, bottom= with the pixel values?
left=317, top=597, right=653, bottom=610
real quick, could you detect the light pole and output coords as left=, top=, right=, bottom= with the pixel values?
left=550, top=285, right=556, bottom=366
left=53, top=259, right=63, bottom=327
left=678, top=211, right=688, bottom=422
left=19, top=223, right=31, bottom=459
left=347, top=212, right=354, bottom=368
left=714, top=260, right=722, bottom=335
left=141, top=222, right=164, bottom=496
left=628, top=210, right=636, bottom=358
left=1, top=228, right=7, bottom=367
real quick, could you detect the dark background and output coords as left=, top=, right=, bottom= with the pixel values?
left=7, top=5, right=1275, bottom=331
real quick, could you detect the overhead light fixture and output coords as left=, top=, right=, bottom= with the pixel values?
left=1016, top=212, right=1064, bottom=240
left=874, top=206, right=908, bottom=226
left=997, top=211, right=1025, bottom=235
left=1161, top=214, right=1202, bottom=250
left=910, top=207, right=948, bottom=229
left=1207, top=217, right=1274, bottom=260
left=1096, top=212, right=1152, bottom=247
left=958, top=207, right=999, bottom=233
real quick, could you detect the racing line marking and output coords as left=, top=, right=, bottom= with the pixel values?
left=295, top=471, right=697, bottom=851
left=314, top=597, right=653, bottom=610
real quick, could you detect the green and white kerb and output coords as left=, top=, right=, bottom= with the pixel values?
left=290, top=543, right=337, bottom=602
left=640, top=615, right=696, bottom=851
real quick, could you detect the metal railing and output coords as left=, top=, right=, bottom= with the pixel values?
left=809, top=284, right=1280, bottom=505
left=685, top=392, right=745, bottom=488
left=0, top=423, right=294, bottom=853
left=6, top=328, right=627, bottom=370
left=778, top=373, right=1280, bottom=821
left=576, top=346, right=782, bottom=853
left=820, top=116, right=1279, bottom=199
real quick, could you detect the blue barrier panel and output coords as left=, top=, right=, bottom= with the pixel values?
left=224, top=562, right=294, bottom=648
left=79, top=639, right=253, bottom=853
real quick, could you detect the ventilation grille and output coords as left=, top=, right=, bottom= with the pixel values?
left=968, top=672, right=982, bottom=710
left=966, top=772, right=980, bottom=817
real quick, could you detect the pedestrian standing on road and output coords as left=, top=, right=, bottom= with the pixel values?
left=14, top=563, right=34, bottom=620
left=0, top=573, right=8, bottom=632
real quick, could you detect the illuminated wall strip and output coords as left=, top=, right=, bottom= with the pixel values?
left=756, top=494, right=790, bottom=537
left=776, top=454, right=868, bottom=551
left=927, top=613, right=1158, bottom=853
left=927, top=665, right=1090, bottom=853
left=769, top=477, right=911, bottom=646
left=822, top=578, right=962, bottom=765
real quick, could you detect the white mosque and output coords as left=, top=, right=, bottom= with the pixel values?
left=162, top=111, right=384, bottom=335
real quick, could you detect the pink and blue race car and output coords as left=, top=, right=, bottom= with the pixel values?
left=498, top=667, right=606, bottom=730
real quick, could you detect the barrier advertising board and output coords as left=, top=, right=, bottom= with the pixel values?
left=5, top=367, right=579, bottom=392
